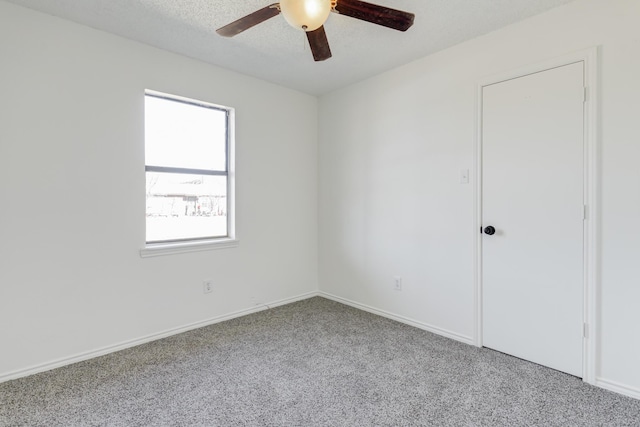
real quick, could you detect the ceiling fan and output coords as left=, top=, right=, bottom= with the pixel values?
left=216, top=0, right=415, bottom=62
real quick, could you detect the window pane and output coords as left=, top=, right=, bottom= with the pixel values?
left=146, top=172, right=227, bottom=243
left=145, top=95, right=227, bottom=171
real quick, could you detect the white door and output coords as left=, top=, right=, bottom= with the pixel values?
left=482, top=62, right=585, bottom=377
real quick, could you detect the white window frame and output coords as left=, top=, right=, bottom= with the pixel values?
left=140, top=90, right=237, bottom=258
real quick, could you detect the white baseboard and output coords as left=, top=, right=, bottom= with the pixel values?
left=596, top=377, right=640, bottom=401
left=320, top=293, right=640, bottom=401
left=0, top=291, right=319, bottom=384
left=319, top=291, right=475, bottom=346
left=9, top=290, right=637, bottom=403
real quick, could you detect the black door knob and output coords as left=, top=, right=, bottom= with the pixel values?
left=484, top=226, right=496, bottom=235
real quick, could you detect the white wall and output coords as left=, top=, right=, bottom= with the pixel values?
left=0, top=1, right=318, bottom=379
left=318, top=0, right=640, bottom=397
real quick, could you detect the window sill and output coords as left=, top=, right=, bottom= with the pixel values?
left=140, top=238, right=239, bottom=258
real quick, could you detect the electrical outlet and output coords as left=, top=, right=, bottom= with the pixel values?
left=203, top=280, right=213, bottom=294
left=394, top=276, right=402, bottom=291
left=460, top=168, right=470, bottom=184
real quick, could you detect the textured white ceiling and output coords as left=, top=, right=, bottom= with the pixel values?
left=5, top=0, right=576, bottom=95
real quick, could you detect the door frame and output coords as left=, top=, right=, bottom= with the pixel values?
left=473, top=47, right=600, bottom=384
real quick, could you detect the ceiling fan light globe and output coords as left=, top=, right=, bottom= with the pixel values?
left=280, top=0, right=331, bottom=32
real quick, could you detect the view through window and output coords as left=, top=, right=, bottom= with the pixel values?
left=145, top=92, right=231, bottom=243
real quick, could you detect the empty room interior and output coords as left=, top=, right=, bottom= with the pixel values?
left=1, top=0, right=640, bottom=425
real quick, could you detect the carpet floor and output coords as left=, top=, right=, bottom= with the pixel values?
left=1, top=297, right=640, bottom=426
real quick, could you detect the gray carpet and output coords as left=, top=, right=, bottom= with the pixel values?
left=1, top=297, right=639, bottom=426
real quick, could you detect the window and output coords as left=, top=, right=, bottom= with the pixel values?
left=143, top=91, right=235, bottom=254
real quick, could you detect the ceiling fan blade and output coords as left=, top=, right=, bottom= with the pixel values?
left=306, top=26, right=332, bottom=62
left=216, top=3, right=281, bottom=37
left=334, top=0, right=415, bottom=32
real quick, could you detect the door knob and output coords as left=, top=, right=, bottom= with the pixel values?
left=484, top=226, right=496, bottom=235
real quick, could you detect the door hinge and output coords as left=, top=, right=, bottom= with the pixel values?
left=583, top=87, right=588, bottom=103
left=583, top=323, right=589, bottom=338
left=583, top=205, right=587, bottom=220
